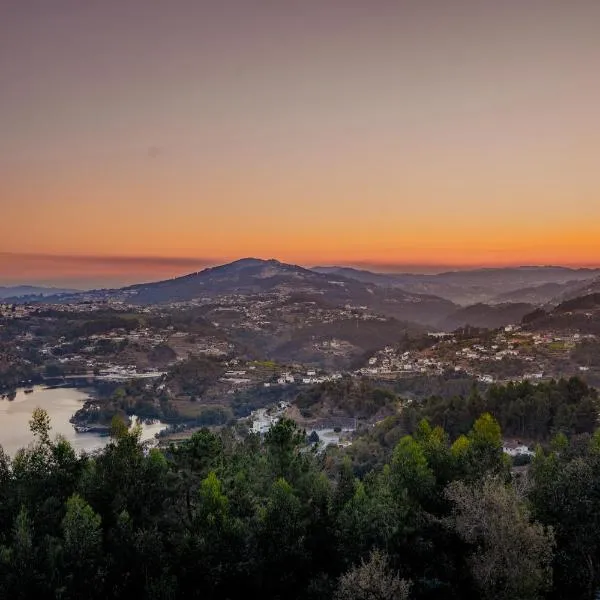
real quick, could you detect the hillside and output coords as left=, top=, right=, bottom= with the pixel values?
left=492, top=281, right=574, bottom=305
left=522, top=293, right=600, bottom=334
left=174, top=295, right=428, bottom=368
left=268, top=317, right=426, bottom=368
left=551, top=276, right=600, bottom=304
left=53, top=258, right=458, bottom=327
left=556, top=292, right=600, bottom=313
left=438, top=302, right=535, bottom=331
left=311, top=266, right=404, bottom=286
left=313, top=265, right=600, bottom=305
left=0, top=285, right=80, bottom=300
left=490, top=276, right=600, bottom=307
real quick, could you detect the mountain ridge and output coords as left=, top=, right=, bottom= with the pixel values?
left=18, top=258, right=458, bottom=327
left=0, top=285, right=81, bottom=300
left=312, top=265, right=600, bottom=305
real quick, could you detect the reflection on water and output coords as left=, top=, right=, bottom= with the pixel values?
left=0, top=386, right=166, bottom=456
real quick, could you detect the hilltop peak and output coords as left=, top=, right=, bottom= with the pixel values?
left=224, top=257, right=279, bottom=267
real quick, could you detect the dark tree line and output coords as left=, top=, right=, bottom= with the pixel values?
left=405, top=377, right=599, bottom=440
left=2, top=403, right=600, bottom=599
left=295, top=379, right=397, bottom=420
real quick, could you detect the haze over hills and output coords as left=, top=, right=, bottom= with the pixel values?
left=24, top=258, right=457, bottom=327
left=0, top=285, right=80, bottom=300
left=522, top=292, right=600, bottom=336
left=13, top=259, right=600, bottom=332
left=552, top=276, right=600, bottom=304
left=438, top=302, right=536, bottom=332
left=313, top=265, right=600, bottom=305
left=493, top=282, right=576, bottom=305
left=110, top=258, right=458, bottom=327
left=492, top=276, right=600, bottom=307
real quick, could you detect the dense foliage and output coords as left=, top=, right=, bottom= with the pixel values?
left=405, top=377, right=599, bottom=440
left=164, top=355, right=226, bottom=399
left=4, top=403, right=600, bottom=599
left=295, top=379, right=397, bottom=420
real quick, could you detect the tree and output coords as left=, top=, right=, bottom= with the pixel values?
left=390, top=435, right=435, bottom=506
left=529, top=440, right=600, bottom=598
left=60, top=494, right=103, bottom=598
left=333, top=458, right=357, bottom=514
left=335, top=549, right=411, bottom=600
left=0, top=401, right=594, bottom=599
left=0, top=507, right=38, bottom=599
left=109, top=414, right=129, bottom=440
left=257, top=477, right=307, bottom=598
left=467, top=413, right=507, bottom=479
left=446, top=477, right=554, bottom=600
left=29, top=407, right=51, bottom=446
left=45, top=363, right=65, bottom=377
left=264, top=418, right=306, bottom=481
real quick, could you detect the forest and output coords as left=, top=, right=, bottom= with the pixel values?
left=2, top=402, right=600, bottom=599
left=404, top=377, right=599, bottom=440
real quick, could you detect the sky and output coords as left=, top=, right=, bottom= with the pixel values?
left=1, top=0, right=600, bottom=287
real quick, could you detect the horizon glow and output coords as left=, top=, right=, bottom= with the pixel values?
left=2, top=1, right=600, bottom=286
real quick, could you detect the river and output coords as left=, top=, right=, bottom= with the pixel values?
left=0, top=386, right=167, bottom=456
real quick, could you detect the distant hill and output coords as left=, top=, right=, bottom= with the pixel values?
left=522, top=292, right=600, bottom=334
left=0, top=285, right=80, bottom=300
left=21, top=260, right=600, bottom=328
left=312, top=266, right=488, bottom=304
left=269, top=317, right=426, bottom=369
left=439, top=302, right=535, bottom=331
left=313, top=265, right=600, bottom=305
left=48, top=258, right=457, bottom=327
left=492, top=282, right=576, bottom=305
left=124, top=258, right=332, bottom=303
left=311, top=266, right=400, bottom=286
left=555, top=293, right=600, bottom=313
left=492, top=276, right=600, bottom=307
left=550, top=277, right=600, bottom=304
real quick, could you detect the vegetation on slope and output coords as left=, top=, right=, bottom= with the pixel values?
left=0, top=410, right=566, bottom=600
left=405, top=377, right=598, bottom=440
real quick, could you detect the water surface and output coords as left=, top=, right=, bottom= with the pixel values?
left=0, top=386, right=166, bottom=456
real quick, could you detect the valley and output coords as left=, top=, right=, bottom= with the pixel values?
left=3, top=258, right=600, bottom=443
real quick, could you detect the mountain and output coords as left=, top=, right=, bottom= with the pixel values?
left=37, top=258, right=457, bottom=327
left=550, top=276, right=600, bottom=304
left=0, top=285, right=80, bottom=300
left=556, top=293, right=600, bottom=313
left=522, top=292, right=600, bottom=334
left=124, top=258, right=329, bottom=302
left=118, top=258, right=457, bottom=326
left=491, top=276, right=600, bottom=307
left=312, top=266, right=482, bottom=303
left=311, top=266, right=400, bottom=286
left=438, top=302, right=535, bottom=332
left=312, top=265, right=600, bottom=305
left=492, top=282, right=577, bottom=305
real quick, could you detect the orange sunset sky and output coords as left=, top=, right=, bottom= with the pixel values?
left=1, top=1, right=600, bottom=287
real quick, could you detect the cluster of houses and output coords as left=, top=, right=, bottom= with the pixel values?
left=359, top=326, right=599, bottom=384
left=0, top=303, right=34, bottom=318
left=217, top=359, right=346, bottom=393
left=502, top=441, right=535, bottom=458
left=167, top=293, right=388, bottom=337
left=359, top=346, right=445, bottom=377
left=250, top=402, right=290, bottom=435
left=262, top=370, right=344, bottom=388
